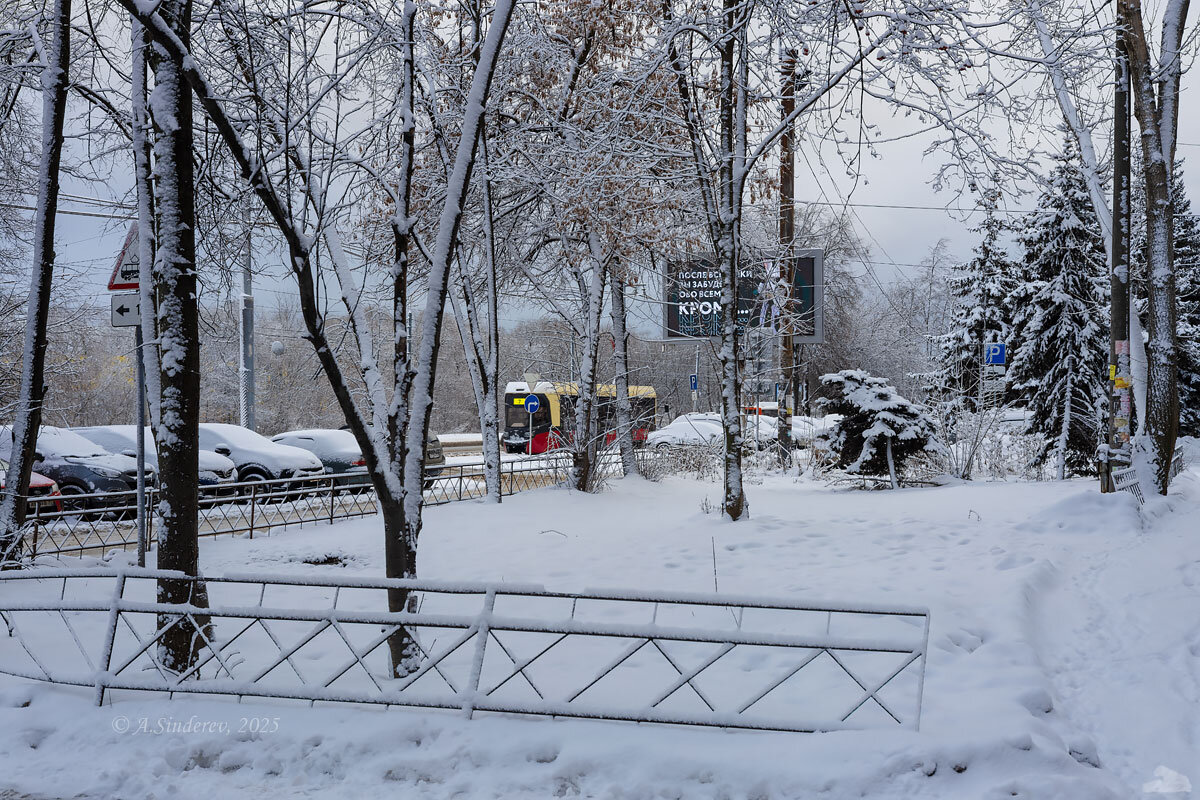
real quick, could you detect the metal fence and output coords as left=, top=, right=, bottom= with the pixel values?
left=1112, top=448, right=1188, bottom=505
left=0, top=568, right=930, bottom=733
left=17, top=450, right=667, bottom=560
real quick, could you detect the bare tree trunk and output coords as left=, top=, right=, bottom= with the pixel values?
left=717, top=0, right=748, bottom=520
left=132, top=19, right=161, bottom=430
left=145, top=0, right=205, bottom=674
left=886, top=437, right=898, bottom=490
left=572, top=242, right=607, bottom=492
left=610, top=262, right=638, bottom=477
left=1123, top=0, right=1185, bottom=493
left=1056, top=362, right=1074, bottom=481
left=0, top=0, right=71, bottom=563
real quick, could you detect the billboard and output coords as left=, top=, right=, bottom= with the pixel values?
left=663, top=249, right=824, bottom=343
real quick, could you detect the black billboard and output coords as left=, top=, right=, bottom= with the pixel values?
left=663, top=250, right=823, bottom=342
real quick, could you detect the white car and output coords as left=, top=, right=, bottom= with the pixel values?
left=647, top=414, right=724, bottom=449
left=74, top=425, right=238, bottom=495
left=197, top=423, right=324, bottom=486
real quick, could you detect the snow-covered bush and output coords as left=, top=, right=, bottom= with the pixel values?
left=817, top=370, right=943, bottom=486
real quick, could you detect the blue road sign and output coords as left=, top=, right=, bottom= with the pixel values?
left=689, top=374, right=699, bottom=392
left=984, top=342, right=1007, bottom=366
left=524, top=394, right=541, bottom=414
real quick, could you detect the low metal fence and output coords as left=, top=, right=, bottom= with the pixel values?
left=1112, top=448, right=1188, bottom=505
left=0, top=568, right=930, bottom=733
left=16, top=449, right=668, bottom=560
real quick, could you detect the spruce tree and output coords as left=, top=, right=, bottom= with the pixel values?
left=934, top=189, right=1021, bottom=411
left=1174, top=178, right=1200, bottom=437
left=1008, top=144, right=1110, bottom=477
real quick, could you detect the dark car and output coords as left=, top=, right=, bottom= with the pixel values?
left=326, top=425, right=447, bottom=490
left=74, top=425, right=238, bottom=502
left=270, top=429, right=371, bottom=490
left=0, top=425, right=153, bottom=515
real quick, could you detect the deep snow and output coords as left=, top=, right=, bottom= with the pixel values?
left=1, top=465, right=1198, bottom=799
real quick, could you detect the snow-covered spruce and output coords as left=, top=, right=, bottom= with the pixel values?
left=932, top=189, right=1020, bottom=411
left=817, top=370, right=943, bottom=488
left=1007, top=142, right=1110, bottom=479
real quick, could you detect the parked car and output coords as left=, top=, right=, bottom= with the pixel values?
left=0, top=459, right=62, bottom=512
left=306, top=426, right=447, bottom=490
left=647, top=414, right=724, bottom=450
left=74, top=425, right=238, bottom=500
left=197, top=423, right=324, bottom=495
left=0, top=425, right=151, bottom=515
left=270, top=429, right=371, bottom=490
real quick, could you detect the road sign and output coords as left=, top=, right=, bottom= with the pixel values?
left=524, top=394, right=541, bottom=415
left=984, top=342, right=1006, bottom=366
left=689, top=374, right=699, bottom=392
left=111, top=293, right=140, bottom=327
left=108, top=223, right=140, bottom=291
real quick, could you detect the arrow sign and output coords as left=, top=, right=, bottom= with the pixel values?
left=111, top=292, right=141, bottom=327
left=523, top=394, right=541, bottom=415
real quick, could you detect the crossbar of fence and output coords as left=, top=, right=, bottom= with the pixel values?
left=0, top=568, right=930, bottom=734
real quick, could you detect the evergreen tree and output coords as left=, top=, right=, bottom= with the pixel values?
left=934, top=189, right=1021, bottom=411
left=1008, top=144, right=1109, bottom=477
left=817, top=370, right=943, bottom=488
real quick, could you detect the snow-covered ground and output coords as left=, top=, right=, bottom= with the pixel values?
left=2, top=465, right=1198, bottom=799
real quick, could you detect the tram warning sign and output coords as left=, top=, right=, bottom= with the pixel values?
left=108, top=223, right=140, bottom=291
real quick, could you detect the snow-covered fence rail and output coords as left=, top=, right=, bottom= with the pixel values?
left=0, top=568, right=930, bottom=733
left=15, top=450, right=669, bottom=560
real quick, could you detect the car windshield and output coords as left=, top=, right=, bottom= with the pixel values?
left=38, top=427, right=110, bottom=457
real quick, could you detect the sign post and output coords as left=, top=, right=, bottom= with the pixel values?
left=109, top=228, right=147, bottom=566
left=523, top=394, right=541, bottom=456
left=981, top=342, right=1007, bottom=409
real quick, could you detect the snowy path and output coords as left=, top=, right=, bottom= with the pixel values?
left=1030, top=467, right=1200, bottom=795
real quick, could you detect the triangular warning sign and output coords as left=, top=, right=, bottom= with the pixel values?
left=108, top=223, right=140, bottom=291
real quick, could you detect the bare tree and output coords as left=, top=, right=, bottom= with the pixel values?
left=0, top=0, right=71, bottom=563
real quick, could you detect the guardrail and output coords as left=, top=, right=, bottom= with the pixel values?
left=0, top=568, right=930, bottom=733
left=15, top=449, right=666, bottom=560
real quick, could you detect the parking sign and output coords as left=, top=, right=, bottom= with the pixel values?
left=984, top=343, right=1006, bottom=366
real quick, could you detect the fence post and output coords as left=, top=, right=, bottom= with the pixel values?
left=94, top=571, right=128, bottom=706
left=30, top=500, right=40, bottom=560
left=329, top=477, right=335, bottom=524
left=249, top=483, right=257, bottom=539
left=462, top=588, right=496, bottom=720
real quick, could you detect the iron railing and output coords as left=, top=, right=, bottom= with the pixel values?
left=1112, top=448, right=1188, bottom=505
left=0, top=568, right=930, bottom=733
left=16, top=449, right=668, bottom=560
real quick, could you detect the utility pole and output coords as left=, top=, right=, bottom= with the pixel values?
left=1103, top=27, right=1133, bottom=491
left=238, top=205, right=255, bottom=431
left=776, top=49, right=798, bottom=464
